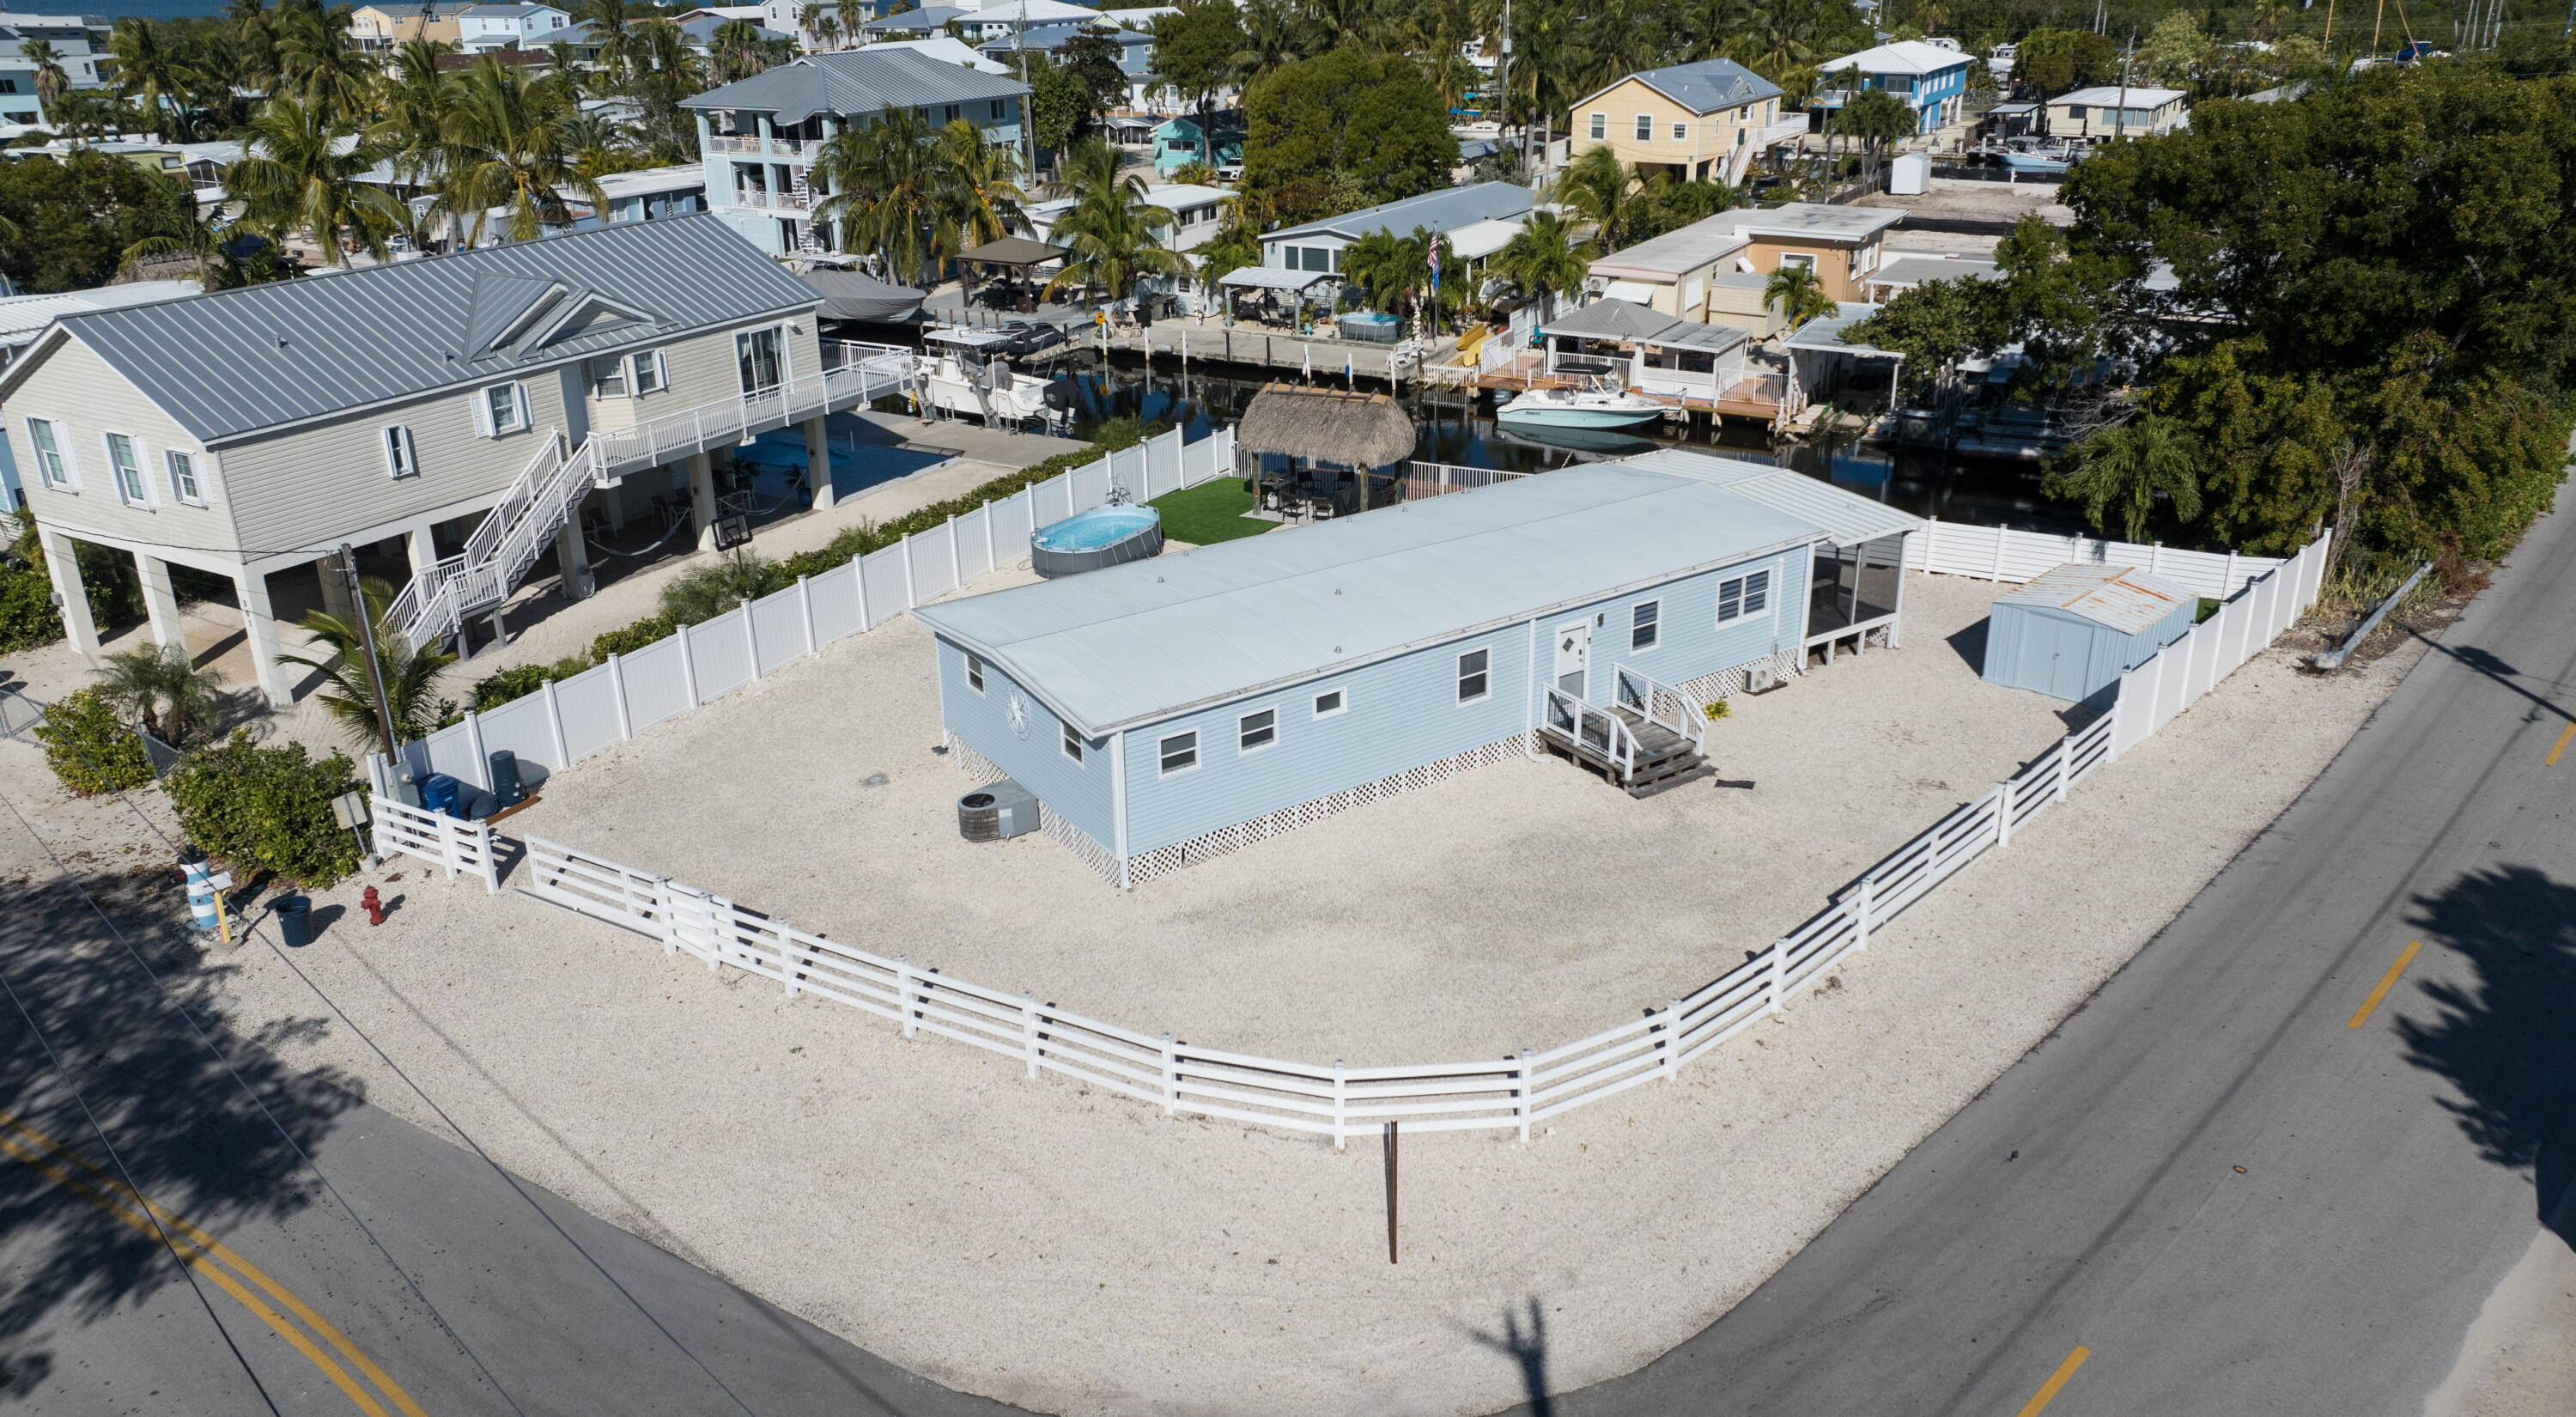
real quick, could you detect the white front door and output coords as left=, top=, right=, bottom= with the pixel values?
left=1555, top=621, right=1592, bottom=698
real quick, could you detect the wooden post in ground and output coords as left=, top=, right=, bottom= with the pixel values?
left=1384, top=1119, right=1400, bottom=1264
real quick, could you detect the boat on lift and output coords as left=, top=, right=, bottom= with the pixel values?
left=1493, top=380, right=1668, bottom=430
left=1997, top=138, right=2085, bottom=175
left=908, top=327, right=1060, bottom=428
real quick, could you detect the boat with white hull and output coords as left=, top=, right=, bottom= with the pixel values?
left=1494, top=384, right=1668, bottom=430
left=908, top=329, right=1059, bottom=427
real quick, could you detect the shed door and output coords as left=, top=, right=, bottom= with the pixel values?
left=1554, top=621, right=1592, bottom=699
left=2035, top=615, right=2096, bottom=701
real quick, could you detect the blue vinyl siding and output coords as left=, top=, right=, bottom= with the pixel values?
left=938, top=640, right=1116, bottom=845
left=1114, top=541, right=1813, bottom=855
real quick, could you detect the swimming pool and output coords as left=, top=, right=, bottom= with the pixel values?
left=1030, top=505, right=1164, bottom=577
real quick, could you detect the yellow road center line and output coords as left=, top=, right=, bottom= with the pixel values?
left=2548, top=721, right=2576, bottom=766
left=2348, top=940, right=2425, bottom=1030
left=2013, top=1345, right=2092, bottom=1417
left=0, top=1111, right=428, bottom=1417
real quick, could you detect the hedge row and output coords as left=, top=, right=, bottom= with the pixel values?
left=470, top=421, right=1168, bottom=712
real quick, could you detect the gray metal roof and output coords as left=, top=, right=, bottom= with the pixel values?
left=1996, top=563, right=2193, bottom=634
left=1589, top=212, right=1751, bottom=279
left=914, top=463, right=1831, bottom=734
left=682, top=47, right=1028, bottom=124
left=1610, top=447, right=1924, bottom=549
left=1593, top=58, right=1783, bottom=114
left=860, top=4, right=970, bottom=29
left=1268, top=183, right=1534, bottom=244
left=15, top=216, right=817, bottom=446
left=1545, top=298, right=1679, bottom=341
left=1783, top=302, right=1897, bottom=356
left=1871, top=254, right=2000, bottom=288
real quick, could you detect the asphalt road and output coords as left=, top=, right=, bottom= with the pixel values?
left=1512, top=495, right=2576, bottom=1417
left=0, top=824, right=1024, bottom=1416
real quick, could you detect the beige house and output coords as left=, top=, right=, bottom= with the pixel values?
left=2044, top=85, right=2189, bottom=142
left=1569, top=58, right=1793, bottom=187
left=0, top=217, right=870, bottom=706
left=349, top=1, right=477, bottom=47
left=1588, top=202, right=1911, bottom=333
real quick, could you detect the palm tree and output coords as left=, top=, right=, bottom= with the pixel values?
left=710, top=17, right=768, bottom=80
left=836, top=0, right=867, bottom=45
left=92, top=643, right=228, bottom=749
left=382, top=38, right=459, bottom=186
left=929, top=118, right=1026, bottom=303
left=1043, top=138, right=1183, bottom=308
left=227, top=96, right=410, bottom=265
left=816, top=104, right=943, bottom=283
left=561, top=107, right=635, bottom=174
left=435, top=55, right=608, bottom=244
left=570, top=0, right=644, bottom=86
left=1490, top=209, right=1594, bottom=307
left=627, top=19, right=708, bottom=158
left=17, top=38, right=69, bottom=108
left=273, top=0, right=380, bottom=123
left=123, top=173, right=235, bottom=284
left=109, top=19, right=200, bottom=140
left=814, top=14, right=841, bottom=50
left=1832, top=87, right=1917, bottom=189
left=1763, top=260, right=1837, bottom=329
left=283, top=578, right=456, bottom=748
left=798, top=0, right=824, bottom=46
left=2046, top=415, right=2204, bottom=543
left=1550, top=145, right=1662, bottom=254
left=224, top=0, right=278, bottom=91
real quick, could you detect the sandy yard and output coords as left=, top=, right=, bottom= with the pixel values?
left=0, top=563, right=2431, bottom=1417
left=507, top=570, right=2074, bottom=1063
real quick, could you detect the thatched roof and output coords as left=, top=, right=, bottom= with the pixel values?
left=1235, top=384, right=1417, bottom=468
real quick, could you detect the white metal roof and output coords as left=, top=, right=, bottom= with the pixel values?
left=1821, top=40, right=1977, bottom=76
left=1871, top=254, right=2001, bottom=288
left=1610, top=447, right=1923, bottom=548
left=1447, top=216, right=1523, bottom=261
left=1727, top=203, right=1908, bottom=242
left=1997, top=563, right=2194, bottom=633
left=1220, top=266, right=1342, bottom=290
left=2049, top=86, right=2188, bottom=107
left=914, top=463, right=1834, bottom=734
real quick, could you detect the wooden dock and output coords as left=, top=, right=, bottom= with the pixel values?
left=1113, top=324, right=1444, bottom=387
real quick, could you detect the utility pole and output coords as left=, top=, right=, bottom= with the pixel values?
left=2111, top=28, right=2134, bottom=143
left=1501, top=0, right=1519, bottom=177
left=339, top=544, right=402, bottom=767
left=1016, top=1, right=1033, bottom=185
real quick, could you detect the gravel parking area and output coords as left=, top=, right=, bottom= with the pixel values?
left=507, top=570, right=2072, bottom=1063
left=0, top=568, right=2430, bottom=1417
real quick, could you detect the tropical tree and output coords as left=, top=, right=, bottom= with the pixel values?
left=815, top=103, right=943, bottom=283
left=282, top=578, right=456, bottom=748
left=121, top=173, right=236, bottom=284
left=1763, top=259, right=1837, bottom=329
left=1490, top=209, right=1594, bottom=306
left=814, top=15, right=841, bottom=50
left=930, top=118, right=1026, bottom=303
left=798, top=1, right=823, bottom=46
left=837, top=0, right=867, bottom=44
left=570, top=0, right=645, bottom=85
left=2045, top=414, right=2204, bottom=542
left=224, top=0, right=279, bottom=91
left=1151, top=0, right=1248, bottom=166
left=628, top=19, right=708, bottom=158
left=272, top=0, right=380, bottom=122
left=1549, top=144, right=1662, bottom=253
left=109, top=19, right=201, bottom=140
left=710, top=17, right=769, bottom=81
left=1831, top=86, right=1915, bottom=188
left=91, top=644, right=228, bottom=749
left=382, top=38, right=460, bottom=187
left=227, top=96, right=410, bottom=265
left=1043, top=137, right=1184, bottom=307
left=435, top=55, right=608, bottom=244
left=17, top=38, right=69, bottom=108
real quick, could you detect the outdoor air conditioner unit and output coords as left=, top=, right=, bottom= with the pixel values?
left=1745, top=663, right=1783, bottom=696
left=958, top=778, right=1041, bottom=842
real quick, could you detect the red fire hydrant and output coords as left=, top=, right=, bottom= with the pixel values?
left=362, top=886, right=386, bottom=927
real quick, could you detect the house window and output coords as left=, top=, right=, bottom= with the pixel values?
left=1238, top=707, right=1276, bottom=754
left=167, top=450, right=204, bottom=504
left=990, top=99, right=1006, bottom=119
left=1302, top=246, right=1329, bottom=272
left=1457, top=648, right=1490, bottom=704
left=737, top=326, right=783, bottom=392
left=383, top=425, right=418, bottom=479
left=1672, top=121, right=1687, bottom=140
left=1062, top=722, right=1084, bottom=763
left=1718, top=569, right=1771, bottom=623
left=2066, top=105, right=2086, bottom=122
left=1312, top=688, right=1346, bottom=719
left=629, top=349, right=667, bottom=394
left=1157, top=730, right=1198, bottom=775
left=24, top=417, right=69, bottom=489
left=943, top=104, right=960, bottom=122
left=1779, top=253, right=1814, bottom=273
left=590, top=354, right=628, bottom=398
left=1631, top=600, right=1660, bottom=651
left=105, top=433, right=146, bottom=504
left=479, top=382, right=527, bottom=435
left=1635, top=113, right=1652, bottom=141
left=1589, top=112, right=1606, bottom=139
left=965, top=652, right=985, bottom=693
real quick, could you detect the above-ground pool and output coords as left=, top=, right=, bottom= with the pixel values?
left=1030, top=505, right=1165, bottom=577
left=1338, top=312, right=1401, bottom=344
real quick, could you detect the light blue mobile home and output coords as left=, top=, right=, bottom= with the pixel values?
left=1982, top=563, right=2196, bottom=706
left=916, top=456, right=1923, bottom=886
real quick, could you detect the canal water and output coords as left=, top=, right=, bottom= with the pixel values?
left=1051, top=357, right=2093, bottom=535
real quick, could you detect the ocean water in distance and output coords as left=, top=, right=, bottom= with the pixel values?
left=89, top=0, right=239, bottom=21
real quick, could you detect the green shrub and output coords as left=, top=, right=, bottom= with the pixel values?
left=162, top=732, right=361, bottom=889
left=0, top=555, right=57, bottom=653
left=588, top=614, right=677, bottom=660
left=471, top=655, right=592, bottom=710
left=659, top=550, right=779, bottom=626
left=29, top=687, right=153, bottom=794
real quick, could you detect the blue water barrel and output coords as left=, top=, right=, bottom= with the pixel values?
left=420, top=773, right=463, bottom=817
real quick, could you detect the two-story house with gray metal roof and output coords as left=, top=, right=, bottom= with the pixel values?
left=683, top=48, right=1030, bottom=258
left=0, top=216, right=897, bottom=708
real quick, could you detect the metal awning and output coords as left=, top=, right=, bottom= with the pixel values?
left=1639, top=322, right=1750, bottom=353
left=958, top=235, right=1069, bottom=265
left=1219, top=266, right=1343, bottom=290
left=1784, top=304, right=1898, bottom=357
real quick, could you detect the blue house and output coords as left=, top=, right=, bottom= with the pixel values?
left=1815, top=40, right=1977, bottom=135
left=1983, top=563, right=2196, bottom=707
left=915, top=453, right=1923, bottom=886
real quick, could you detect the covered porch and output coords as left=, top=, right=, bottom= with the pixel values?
left=1807, top=532, right=1911, bottom=665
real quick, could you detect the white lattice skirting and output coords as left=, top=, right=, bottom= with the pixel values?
left=1671, top=648, right=1804, bottom=710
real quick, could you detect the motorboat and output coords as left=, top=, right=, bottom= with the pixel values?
left=1998, top=140, right=2085, bottom=176
left=909, top=327, right=1059, bottom=427
left=1493, top=382, right=1668, bottom=431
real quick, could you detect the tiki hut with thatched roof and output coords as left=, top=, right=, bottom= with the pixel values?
left=1233, top=383, right=1419, bottom=517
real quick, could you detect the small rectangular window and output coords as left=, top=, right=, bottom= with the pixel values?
left=964, top=652, right=985, bottom=693
left=1673, top=121, right=1687, bottom=140
left=629, top=349, right=666, bottom=394
left=990, top=99, right=1005, bottom=119
left=591, top=354, right=628, bottom=398
left=1719, top=570, right=1771, bottom=623
left=736, top=327, right=782, bottom=392
left=1631, top=600, right=1660, bottom=651
left=1457, top=648, right=1490, bottom=704
left=483, top=382, right=525, bottom=434
left=167, top=449, right=204, bottom=504
left=1635, top=113, right=1652, bottom=141
left=1589, top=112, right=1606, bottom=139
left=105, top=432, right=146, bottom=504
left=1312, top=689, right=1345, bottom=719
left=383, top=425, right=416, bottom=478
left=1062, top=722, right=1084, bottom=763
left=25, top=417, right=69, bottom=488
left=1238, top=708, right=1276, bottom=753
left=1742, top=569, right=1770, bottom=616
left=1158, top=730, right=1198, bottom=775
left=1719, top=575, right=1744, bottom=623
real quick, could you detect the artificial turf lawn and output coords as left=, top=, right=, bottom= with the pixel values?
left=1145, top=477, right=1276, bottom=544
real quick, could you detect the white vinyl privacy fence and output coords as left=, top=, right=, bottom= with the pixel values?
left=1904, top=516, right=2281, bottom=599
left=479, top=532, right=2332, bottom=1142
left=391, top=425, right=1236, bottom=793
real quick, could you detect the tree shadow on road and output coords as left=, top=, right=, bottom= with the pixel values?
left=1467, top=1296, right=1553, bottom=1416
left=2399, top=864, right=2576, bottom=1246
left=0, top=866, right=359, bottom=1402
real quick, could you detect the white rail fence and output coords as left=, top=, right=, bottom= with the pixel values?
left=487, top=535, right=2330, bottom=1141
left=1905, top=516, right=2281, bottom=599
left=392, top=425, right=1235, bottom=793
left=371, top=794, right=499, bottom=891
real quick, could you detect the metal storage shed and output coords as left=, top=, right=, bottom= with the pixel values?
left=1982, top=563, right=2197, bottom=705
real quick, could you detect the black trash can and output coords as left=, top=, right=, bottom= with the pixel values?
left=489, top=750, right=524, bottom=808
left=273, top=895, right=313, bottom=947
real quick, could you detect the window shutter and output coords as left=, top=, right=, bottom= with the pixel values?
left=513, top=382, right=532, bottom=429
left=652, top=349, right=669, bottom=390
left=402, top=427, right=420, bottom=477
left=471, top=389, right=496, bottom=438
